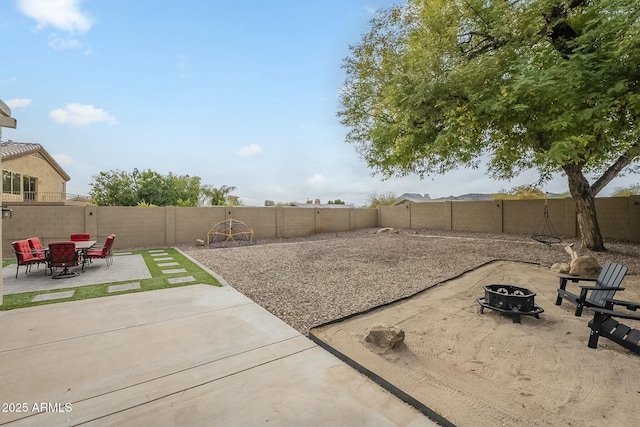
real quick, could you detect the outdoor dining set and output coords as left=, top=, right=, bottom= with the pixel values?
left=12, top=233, right=116, bottom=279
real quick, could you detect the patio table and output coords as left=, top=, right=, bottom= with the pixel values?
left=74, top=240, right=96, bottom=271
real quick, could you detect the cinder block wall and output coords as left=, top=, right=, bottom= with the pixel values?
left=502, top=199, right=567, bottom=236
left=379, top=205, right=411, bottom=229
left=376, top=197, right=639, bottom=242
left=452, top=200, right=503, bottom=233
left=2, top=198, right=638, bottom=257
left=2, top=206, right=379, bottom=256
left=595, top=196, right=640, bottom=241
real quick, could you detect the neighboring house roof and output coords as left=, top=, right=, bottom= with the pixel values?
left=434, top=193, right=493, bottom=201
left=393, top=193, right=432, bottom=205
left=1, top=140, right=71, bottom=181
left=291, top=202, right=352, bottom=208
left=393, top=192, right=502, bottom=205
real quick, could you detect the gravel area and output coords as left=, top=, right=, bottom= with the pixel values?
left=181, top=228, right=640, bottom=335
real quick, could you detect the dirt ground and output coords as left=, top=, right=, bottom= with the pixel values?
left=183, top=229, right=640, bottom=427
left=310, top=260, right=640, bottom=427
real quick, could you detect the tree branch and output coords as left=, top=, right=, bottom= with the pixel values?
left=591, top=141, right=640, bottom=196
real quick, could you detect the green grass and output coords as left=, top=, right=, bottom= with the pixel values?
left=1, top=248, right=221, bottom=311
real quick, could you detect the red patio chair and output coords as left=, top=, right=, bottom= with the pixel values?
left=12, top=239, right=44, bottom=278
left=70, top=233, right=91, bottom=242
left=85, top=234, right=116, bottom=269
left=47, top=241, right=79, bottom=279
left=27, top=237, right=47, bottom=261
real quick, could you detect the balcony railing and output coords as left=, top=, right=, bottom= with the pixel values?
left=1, top=191, right=91, bottom=203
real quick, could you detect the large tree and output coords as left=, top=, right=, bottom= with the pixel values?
left=338, top=0, right=640, bottom=250
left=90, top=169, right=201, bottom=206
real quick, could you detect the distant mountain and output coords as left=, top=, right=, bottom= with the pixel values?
left=433, top=192, right=566, bottom=201
left=433, top=193, right=492, bottom=201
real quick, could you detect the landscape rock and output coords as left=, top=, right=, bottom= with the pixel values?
left=376, top=227, right=396, bottom=234
left=563, top=244, right=601, bottom=277
left=569, top=256, right=601, bottom=277
left=551, top=262, right=570, bottom=273
left=365, top=325, right=405, bottom=349
left=195, top=239, right=205, bottom=246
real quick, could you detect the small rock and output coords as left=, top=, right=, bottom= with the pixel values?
left=551, top=262, right=570, bottom=273
left=376, top=227, right=394, bottom=234
left=365, top=325, right=405, bottom=349
left=195, top=239, right=205, bottom=246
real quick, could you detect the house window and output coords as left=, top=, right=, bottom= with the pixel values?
left=23, top=176, right=37, bottom=200
left=2, top=171, right=21, bottom=195
left=2, top=171, right=11, bottom=193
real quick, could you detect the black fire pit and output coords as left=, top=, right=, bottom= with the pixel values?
left=477, top=284, right=544, bottom=323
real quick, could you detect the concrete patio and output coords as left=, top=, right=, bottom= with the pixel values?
left=2, top=252, right=149, bottom=295
left=0, top=251, right=435, bottom=426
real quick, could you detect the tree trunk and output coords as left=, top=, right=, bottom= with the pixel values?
left=563, top=164, right=606, bottom=251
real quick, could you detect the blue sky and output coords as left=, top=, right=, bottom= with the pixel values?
left=1, top=0, right=637, bottom=206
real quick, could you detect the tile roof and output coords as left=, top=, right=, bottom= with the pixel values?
left=1, top=141, right=42, bottom=159
left=1, top=140, right=71, bottom=181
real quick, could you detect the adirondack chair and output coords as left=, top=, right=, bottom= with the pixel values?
left=555, top=261, right=628, bottom=316
left=587, top=299, right=640, bottom=355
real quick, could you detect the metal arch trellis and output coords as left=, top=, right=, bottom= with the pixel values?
left=531, top=192, right=562, bottom=245
left=207, top=219, right=254, bottom=247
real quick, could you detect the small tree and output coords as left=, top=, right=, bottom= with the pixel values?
left=199, top=185, right=238, bottom=206
left=366, top=191, right=398, bottom=208
left=612, top=184, right=640, bottom=197
left=493, top=185, right=545, bottom=200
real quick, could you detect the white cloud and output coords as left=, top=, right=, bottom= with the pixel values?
left=365, top=6, right=378, bottom=15
left=17, top=0, right=93, bottom=34
left=237, top=143, right=263, bottom=156
left=306, top=173, right=328, bottom=186
left=48, top=34, right=87, bottom=51
left=6, top=98, right=31, bottom=109
left=52, top=153, right=75, bottom=166
left=49, top=103, right=116, bottom=126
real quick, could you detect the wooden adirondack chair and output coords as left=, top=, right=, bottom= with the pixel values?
left=587, top=299, right=640, bottom=355
left=556, top=261, right=628, bottom=316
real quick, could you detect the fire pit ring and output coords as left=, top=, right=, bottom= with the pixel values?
left=477, top=284, right=544, bottom=323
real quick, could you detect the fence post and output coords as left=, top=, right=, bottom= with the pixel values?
left=165, top=206, right=176, bottom=247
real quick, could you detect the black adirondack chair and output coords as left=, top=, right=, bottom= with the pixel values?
left=587, top=299, right=640, bottom=355
left=556, top=261, right=628, bottom=316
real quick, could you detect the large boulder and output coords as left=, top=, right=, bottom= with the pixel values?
left=569, top=256, right=601, bottom=277
left=365, top=325, right=405, bottom=349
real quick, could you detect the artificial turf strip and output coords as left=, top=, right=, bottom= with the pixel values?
left=0, top=248, right=221, bottom=311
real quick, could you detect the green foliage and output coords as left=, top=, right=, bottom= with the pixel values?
left=90, top=169, right=201, bottom=206
left=338, top=0, right=640, bottom=182
left=366, top=191, right=398, bottom=207
left=199, top=185, right=238, bottom=206
left=339, top=0, right=640, bottom=249
left=612, top=184, right=640, bottom=197
left=493, top=185, right=545, bottom=200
